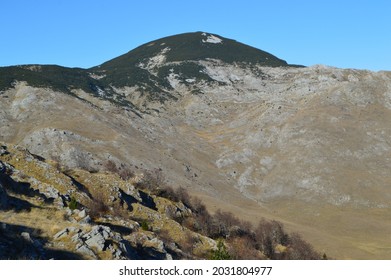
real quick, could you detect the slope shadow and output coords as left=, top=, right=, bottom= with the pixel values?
left=0, top=173, right=47, bottom=201
left=66, top=174, right=93, bottom=198
left=0, top=223, right=83, bottom=260
left=118, top=189, right=136, bottom=211
left=98, top=222, right=134, bottom=235
left=139, top=191, right=157, bottom=211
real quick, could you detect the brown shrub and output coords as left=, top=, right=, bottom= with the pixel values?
left=213, top=210, right=240, bottom=238
left=176, top=187, right=191, bottom=207
left=118, top=168, right=134, bottom=181
left=86, top=190, right=110, bottom=219
left=254, top=219, right=289, bottom=259
left=136, top=168, right=165, bottom=193
left=104, top=160, right=118, bottom=173
left=228, top=236, right=262, bottom=260
left=285, top=233, right=321, bottom=260
left=178, top=232, right=199, bottom=256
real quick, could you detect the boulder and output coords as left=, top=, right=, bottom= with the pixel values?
left=0, top=146, right=7, bottom=156
left=76, top=243, right=96, bottom=258
left=78, top=209, right=87, bottom=218
left=21, top=232, right=33, bottom=243
left=79, top=215, right=92, bottom=224
left=54, top=228, right=69, bottom=239
left=84, top=225, right=112, bottom=251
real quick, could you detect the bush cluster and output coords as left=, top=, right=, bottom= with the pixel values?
left=106, top=166, right=324, bottom=260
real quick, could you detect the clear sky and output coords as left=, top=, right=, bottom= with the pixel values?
left=1, top=0, right=390, bottom=71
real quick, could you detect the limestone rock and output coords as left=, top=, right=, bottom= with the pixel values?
left=78, top=209, right=87, bottom=219
left=0, top=146, right=7, bottom=156
left=76, top=243, right=96, bottom=258
left=84, top=225, right=112, bottom=251
left=54, top=228, right=69, bottom=239
left=21, top=232, right=33, bottom=243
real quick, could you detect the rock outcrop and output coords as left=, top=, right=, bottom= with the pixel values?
left=0, top=142, right=216, bottom=260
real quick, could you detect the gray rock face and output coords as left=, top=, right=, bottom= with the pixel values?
left=76, top=243, right=96, bottom=258
left=0, top=146, right=7, bottom=156
left=21, top=232, right=33, bottom=243
left=54, top=228, right=70, bottom=239
left=78, top=209, right=87, bottom=219
left=2, top=57, right=391, bottom=259
left=79, top=215, right=92, bottom=224
left=84, top=226, right=110, bottom=251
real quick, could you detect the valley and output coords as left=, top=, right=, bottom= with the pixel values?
left=1, top=32, right=391, bottom=259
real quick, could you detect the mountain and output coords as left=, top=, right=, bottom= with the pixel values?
left=0, top=142, right=321, bottom=260
left=1, top=32, right=391, bottom=259
left=0, top=32, right=292, bottom=111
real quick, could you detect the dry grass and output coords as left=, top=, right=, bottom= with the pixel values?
left=0, top=205, right=72, bottom=238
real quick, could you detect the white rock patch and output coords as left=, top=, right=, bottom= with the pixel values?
left=202, top=34, right=223, bottom=44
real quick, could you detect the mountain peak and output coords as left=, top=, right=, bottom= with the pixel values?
left=99, top=31, right=289, bottom=68
left=0, top=32, right=294, bottom=108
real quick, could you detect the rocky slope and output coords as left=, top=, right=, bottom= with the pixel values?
left=0, top=143, right=321, bottom=259
left=0, top=143, right=216, bottom=259
left=1, top=32, right=391, bottom=259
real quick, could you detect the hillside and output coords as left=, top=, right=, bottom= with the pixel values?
left=0, top=32, right=293, bottom=111
left=0, top=142, right=320, bottom=259
left=1, top=32, right=391, bottom=259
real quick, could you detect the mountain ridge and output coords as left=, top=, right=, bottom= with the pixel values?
left=0, top=32, right=295, bottom=98
left=1, top=32, right=391, bottom=259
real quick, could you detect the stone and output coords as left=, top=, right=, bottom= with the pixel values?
left=85, top=233, right=106, bottom=251
left=119, top=240, right=139, bottom=260
left=78, top=209, right=87, bottom=219
left=84, top=225, right=112, bottom=251
left=144, top=237, right=165, bottom=253
left=41, top=185, right=60, bottom=200
left=79, top=215, right=92, bottom=224
left=71, top=232, right=83, bottom=243
left=21, top=232, right=33, bottom=243
left=0, top=146, right=7, bottom=156
left=54, top=228, right=69, bottom=239
left=76, top=244, right=96, bottom=258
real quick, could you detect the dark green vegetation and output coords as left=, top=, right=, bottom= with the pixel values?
left=0, top=65, right=98, bottom=95
left=0, top=32, right=299, bottom=107
left=98, top=31, right=289, bottom=70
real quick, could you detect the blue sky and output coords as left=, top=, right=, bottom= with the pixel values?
left=1, top=0, right=390, bottom=70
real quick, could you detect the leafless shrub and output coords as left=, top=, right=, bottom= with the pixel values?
left=178, top=232, right=199, bottom=256
left=118, top=168, right=134, bottom=181
left=136, top=168, right=165, bottom=193
left=111, top=201, right=128, bottom=219
left=165, top=205, right=182, bottom=222
left=86, top=190, right=110, bottom=219
left=176, top=187, right=191, bottom=206
left=228, top=236, right=262, bottom=260
left=51, top=155, right=61, bottom=171
left=285, top=233, right=320, bottom=260
left=157, top=229, right=174, bottom=245
left=104, top=160, right=118, bottom=173
left=213, top=210, right=240, bottom=238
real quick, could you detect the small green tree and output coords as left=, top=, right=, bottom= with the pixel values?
left=141, top=220, right=150, bottom=231
left=68, top=196, right=78, bottom=210
left=210, top=239, right=231, bottom=260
